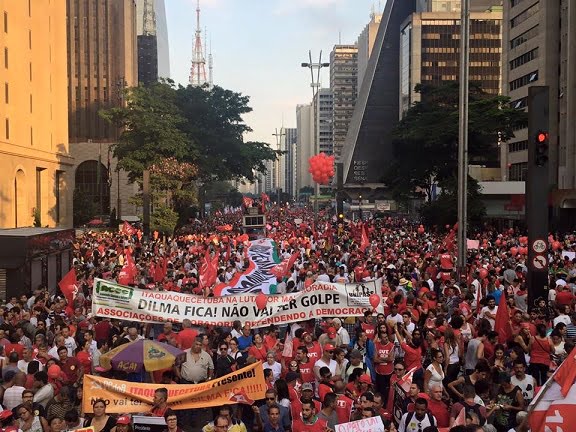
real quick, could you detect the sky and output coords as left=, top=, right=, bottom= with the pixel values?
left=164, top=0, right=383, bottom=145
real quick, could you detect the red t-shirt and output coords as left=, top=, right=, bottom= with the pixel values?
left=318, top=382, right=333, bottom=402
left=94, top=321, right=111, bottom=342
left=361, top=322, right=376, bottom=340
left=5, top=343, right=24, bottom=359
left=292, top=417, right=328, bottom=432
left=374, top=341, right=394, bottom=375
left=176, top=329, right=198, bottom=350
left=248, top=345, right=268, bottom=362
left=291, top=399, right=322, bottom=423
left=440, top=254, right=454, bottom=270
left=61, top=357, right=82, bottom=384
left=306, top=342, right=322, bottom=363
left=428, top=399, right=450, bottom=427
left=401, top=342, right=422, bottom=371
left=76, top=351, right=92, bottom=373
left=299, top=360, right=316, bottom=384
left=335, top=394, right=354, bottom=424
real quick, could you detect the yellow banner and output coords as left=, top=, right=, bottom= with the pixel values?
left=82, top=362, right=266, bottom=414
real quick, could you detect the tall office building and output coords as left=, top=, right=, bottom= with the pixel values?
left=399, top=7, right=503, bottom=117
left=501, top=0, right=576, bottom=198
left=357, top=12, right=382, bottom=90
left=315, top=89, right=334, bottom=155
left=283, top=128, right=298, bottom=198
left=136, top=0, right=170, bottom=84
left=330, top=45, right=358, bottom=161
left=296, top=104, right=314, bottom=194
left=0, top=0, right=73, bottom=228
left=67, top=0, right=139, bottom=219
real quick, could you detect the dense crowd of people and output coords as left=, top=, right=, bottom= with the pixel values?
left=1, top=204, right=575, bottom=432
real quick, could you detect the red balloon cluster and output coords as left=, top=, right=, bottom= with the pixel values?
left=308, top=153, right=335, bottom=185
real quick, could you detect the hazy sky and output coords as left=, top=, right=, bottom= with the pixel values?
left=165, top=0, right=382, bottom=145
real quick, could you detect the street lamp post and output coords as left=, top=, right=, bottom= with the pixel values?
left=301, top=50, right=330, bottom=221
left=457, top=0, right=470, bottom=279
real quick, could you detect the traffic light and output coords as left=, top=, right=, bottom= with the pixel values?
left=535, top=130, right=549, bottom=167
left=338, top=213, right=344, bottom=221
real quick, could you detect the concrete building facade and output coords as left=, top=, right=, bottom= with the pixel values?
left=357, top=13, right=382, bottom=90
left=0, top=0, right=74, bottom=228
left=283, top=128, right=298, bottom=198
left=135, top=0, right=170, bottom=84
left=399, top=9, right=503, bottom=117
left=330, top=45, right=358, bottom=161
left=66, top=0, right=139, bottom=220
left=296, top=104, right=314, bottom=194
left=316, top=88, right=334, bottom=155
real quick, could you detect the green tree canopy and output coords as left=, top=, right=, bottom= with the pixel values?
left=382, top=83, right=527, bottom=201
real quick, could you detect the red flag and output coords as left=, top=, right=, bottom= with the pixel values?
left=58, top=268, right=78, bottom=306
left=360, top=223, right=370, bottom=252
left=199, top=252, right=219, bottom=289
left=122, top=221, right=136, bottom=236
left=226, top=242, right=231, bottom=262
left=153, top=261, right=164, bottom=283
left=242, top=196, right=254, bottom=208
left=494, top=291, right=512, bottom=343
left=228, top=388, right=254, bottom=405
left=529, top=352, right=576, bottom=431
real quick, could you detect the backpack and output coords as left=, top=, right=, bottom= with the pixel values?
left=404, top=411, right=436, bottom=430
left=345, top=360, right=367, bottom=377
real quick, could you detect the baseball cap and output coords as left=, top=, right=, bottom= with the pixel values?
left=301, top=383, right=314, bottom=392
left=327, top=327, right=336, bottom=338
left=116, top=415, right=131, bottom=425
left=359, top=374, right=372, bottom=384
left=323, top=343, right=335, bottom=352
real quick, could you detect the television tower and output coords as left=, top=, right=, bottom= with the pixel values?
left=189, top=0, right=207, bottom=86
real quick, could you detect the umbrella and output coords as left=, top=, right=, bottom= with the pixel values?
left=99, top=339, right=185, bottom=373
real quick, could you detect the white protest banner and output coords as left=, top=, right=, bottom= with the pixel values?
left=335, top=416, right=385, bottom=432
left=92, top=278, right=383, bottom=328
left=214, top=238, right=281, bottom=296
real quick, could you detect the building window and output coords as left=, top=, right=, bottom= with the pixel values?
left=510, top=48, right=539, bottom=70
left=55, top=171, right=62, bottom=224
left=3, top=11, right=7, bottom=33
left=4, top=47, right=7, bottom=68
left=29, top=30, right=31, bottom=49
left=29, top=62, right=32, bottom=81
left=30, top=127, right=33, bottom=146
left=30, top=94, right=32, bottom=113
left=509, top=140, right=528, bottom=152
left=4, top=82, right=7, bottom=103
left=510, top=97, right=528, bottom=109
left=5, top=118, right=9, bottom=139
left=509, top=162, right=528, bottom=181
left=510, top=70, right=539, bottom=91
left=510, top=25, right=538, bottom=49
left=511, top=3, right=539, bottom=28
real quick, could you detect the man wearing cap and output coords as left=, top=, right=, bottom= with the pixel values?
left=116, top=415, right=131, bottom=432
left=313, top=344, right=337, bottom=382
left=317, top=328, right=342, bottom=349
left=290, top=382, right=322, bottom=422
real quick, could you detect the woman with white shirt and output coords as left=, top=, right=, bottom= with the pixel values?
left=263, top=350, right=282, bottom=383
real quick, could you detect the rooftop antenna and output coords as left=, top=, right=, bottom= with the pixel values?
left=208, top=35, right=213, bottom=88
left=189, top=0, right=207, bottom=86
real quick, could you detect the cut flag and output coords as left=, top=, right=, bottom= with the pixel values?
left=122, top=221, right=136, bottom=236
left=529, top=352, right=576, bottom=431
left=59, top=268, right=78, bottom=306
left=494, top=289, right=512, bottom=344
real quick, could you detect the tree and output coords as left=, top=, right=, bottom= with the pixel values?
left=383, top=83, right=527, bottom=202
left=174, top=85, right=281, bottom=182
left=100, top=81, right=189, bottom=183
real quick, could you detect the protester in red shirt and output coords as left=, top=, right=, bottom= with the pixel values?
left=292, top=400, right=328, bottom=432
left=176, top=319, right=197, bottom=350
left=295, top=346, right=316, bottom=385
left=373, top=330, right=394, bottom=405
left=57, top=346, right=82, bottom=386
